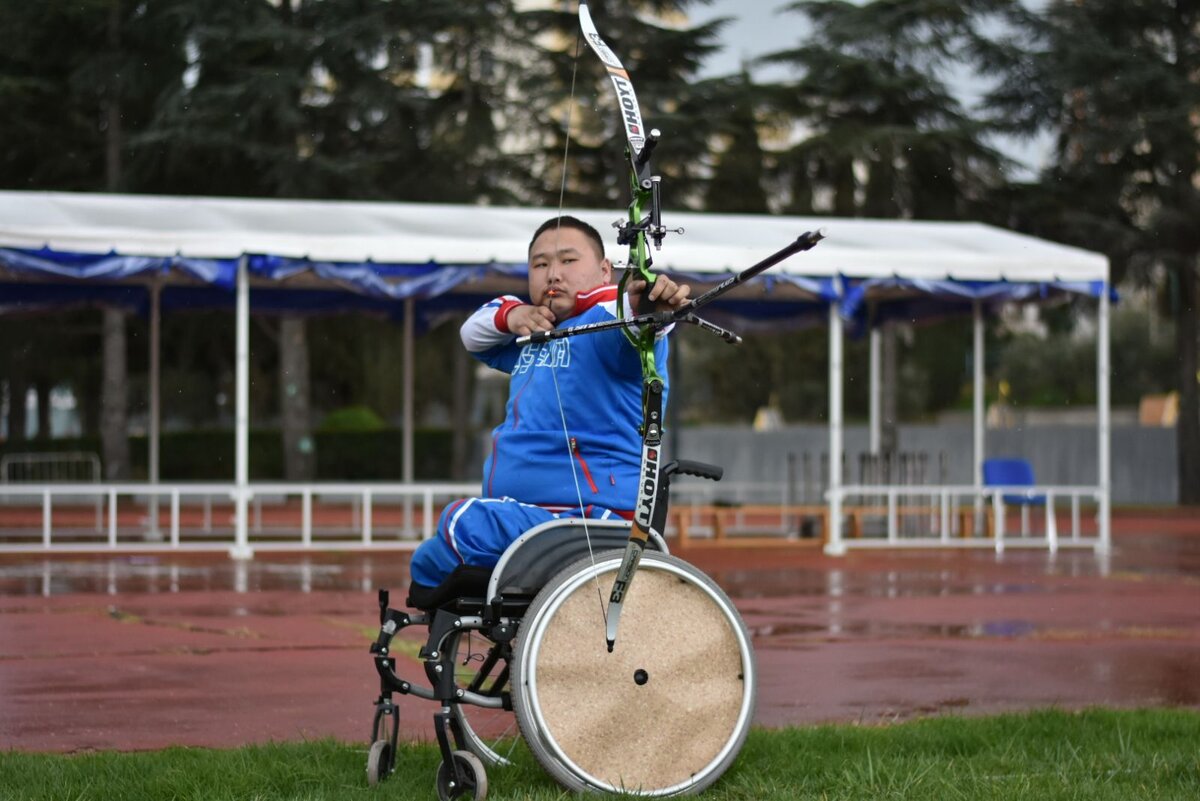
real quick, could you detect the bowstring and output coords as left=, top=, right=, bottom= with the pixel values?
left=549, top=18, right=608, bottom=629
left=549, top=364, right=607, bottom=630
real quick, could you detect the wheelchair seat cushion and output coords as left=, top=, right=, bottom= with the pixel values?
left=406, top=564, right=492, bottom=610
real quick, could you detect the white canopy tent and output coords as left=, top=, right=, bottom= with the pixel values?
left=0, top=190, right=1103, bottom=281
left=0, top=191, right=1110, bottom=556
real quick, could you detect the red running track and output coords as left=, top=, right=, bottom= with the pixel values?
left=1, top=510, right=1198, bottom=752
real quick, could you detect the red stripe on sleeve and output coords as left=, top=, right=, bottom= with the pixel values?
left=494, top=299, right=525, bottom=333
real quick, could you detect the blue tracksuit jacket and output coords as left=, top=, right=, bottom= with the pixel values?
left=469, top=285, right=669, bottom=513
left=408, top=285, right=670, bottom=587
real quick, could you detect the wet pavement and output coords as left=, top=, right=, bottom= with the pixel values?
left=1, top=513, right=1198, bottom=752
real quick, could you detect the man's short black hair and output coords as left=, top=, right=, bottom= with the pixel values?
left=528, top=215, right=605, bottom=260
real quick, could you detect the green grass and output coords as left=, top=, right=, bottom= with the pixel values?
left=2, top=709, right=1198, bottom=800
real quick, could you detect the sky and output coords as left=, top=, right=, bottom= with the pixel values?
left=690, top=0, right=1053, bottom=177
left=692, top=0, right=799, bottom=78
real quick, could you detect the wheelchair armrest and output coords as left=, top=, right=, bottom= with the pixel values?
left=666, top=460, right=723, bottom=482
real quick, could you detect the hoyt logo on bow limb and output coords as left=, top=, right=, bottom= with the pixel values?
left=635, top=446, right=659, bottom=527
left=611, top=75, right=645, bottom=152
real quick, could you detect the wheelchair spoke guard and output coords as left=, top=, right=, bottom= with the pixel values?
left=512, top=551, right=756, bottom=796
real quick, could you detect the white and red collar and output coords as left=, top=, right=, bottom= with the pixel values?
left=571, top=284, right=618, bottom=316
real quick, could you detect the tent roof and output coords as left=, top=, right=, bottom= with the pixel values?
left=0, top=190, right=1107, bottom=283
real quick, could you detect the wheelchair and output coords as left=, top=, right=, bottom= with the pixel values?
left=367, top=462, right=757, bottom=800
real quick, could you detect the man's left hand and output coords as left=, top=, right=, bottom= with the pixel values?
left=627, top=276, right=690, bottom=313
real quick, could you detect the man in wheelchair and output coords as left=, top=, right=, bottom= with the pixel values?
left=367, top=216, right=757, bottom=800
left=408, top=215, right=691, bottom=591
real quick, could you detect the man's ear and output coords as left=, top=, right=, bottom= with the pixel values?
left=601, top=258, right=612, bottom=282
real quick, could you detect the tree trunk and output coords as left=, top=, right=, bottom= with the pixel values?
left=8, top=379, right=28, bottom=443
left=78, top=371, right=100, bottom=437
left=864, top=142, right=898, bottom=218
left=880, top=320, right=899, bottom=454
left=832, top=157, right=857, bottom=217
left=101, top=308, right=130, bottom=480
left=99, top=3, right=129, bottom=479
left=279, top=316, right=315, bottom=481
left=105, top=0, right=121, bottom=192
left=35, top=378, right=52, bottom=440
left=1177, top=259, right=1199, bottom=505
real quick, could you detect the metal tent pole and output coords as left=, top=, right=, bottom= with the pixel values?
left=147, top=281, right=162, bottom=540
left=402, top=297, right=415, bottom=535
left=973, top=300, right=985, bottom=531
left=869, top=323, right=881, bottom=455
left=825, top=295, right=845, bottom=555
left=1097, top=282, right=1111, bottom=552
left=231, top=257, right=253, bottom=559
left=403, top=298, right=415, bottom=484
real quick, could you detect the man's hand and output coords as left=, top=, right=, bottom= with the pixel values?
left=507, top=304, right=556, bottom=336
left=627, top=275, right=691, bottom=313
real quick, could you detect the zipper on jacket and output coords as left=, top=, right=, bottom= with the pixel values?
left=569, top=437, right=599, bottom=494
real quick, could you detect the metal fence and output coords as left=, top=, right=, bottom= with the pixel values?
left=1, top=452, right=101, bottom=483
left=826, top=483, right=1105, bottom=555
left=0, top=482, right=478, bottom=553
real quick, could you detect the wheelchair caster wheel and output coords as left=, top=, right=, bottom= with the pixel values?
left=435, top=750, right=488, bottom=801
left=366, top=740, right=392, bottom=786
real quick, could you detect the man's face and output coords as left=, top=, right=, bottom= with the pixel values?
left=527, top=226, right=612, bottom=321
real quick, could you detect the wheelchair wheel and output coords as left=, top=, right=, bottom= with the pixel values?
left=435, top=749, right=488, bottom=801
left=447, top=630, right=519, bottom=767
left=366, top=739, right=392, bottom=786
left=512, top=551, right=756, bottom=796
left=367, top=701, right=398, bottom=784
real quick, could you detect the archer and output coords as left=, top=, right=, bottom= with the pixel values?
left=408, top=216, right=691, bottom=589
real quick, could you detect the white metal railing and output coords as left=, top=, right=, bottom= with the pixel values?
left=0, top=480, right=1109, bottom=557
left=826, top=483, right=1106, bottom=555
left=0, top=479, right=817, bottom=554
left=0, top=482, right=479, bottom=554
left=1, top=451, right=102, bottom=483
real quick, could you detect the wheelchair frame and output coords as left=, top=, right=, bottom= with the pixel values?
left=368, top=519, right=667, bottom=795
left=366, top=462, right=755, bottom=799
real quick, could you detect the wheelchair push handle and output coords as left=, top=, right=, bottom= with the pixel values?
left=663, top=459, right=723, bottom=482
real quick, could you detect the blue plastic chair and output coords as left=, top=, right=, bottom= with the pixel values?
left=982, top=458, right=1044, bottom=505
left=983, top=457, right=1050, bottom=538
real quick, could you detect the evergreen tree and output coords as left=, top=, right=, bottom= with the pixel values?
left=700, top=72, right=771, bottom=214
left=982, top=0, right=1200, bottom=504
left=131, top=0, right=527, bottom=202
left=515, top=1, right=727, bottom=209
left=0, top=0, right=187, bottom=191
left=760, top=0, right=1012, bottom=219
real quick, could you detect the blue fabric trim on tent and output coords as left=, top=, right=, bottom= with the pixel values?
left=159, top=286, right=524, bottom=335
left=0, top=247, right=237, bottom=288
left=841, top=277, right=1117, bottom=323
left=246, top=255, right=528, bottom=300
left=245, top=256, right=836, bottom=303
left=666, top=270, right=837, bottom=301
